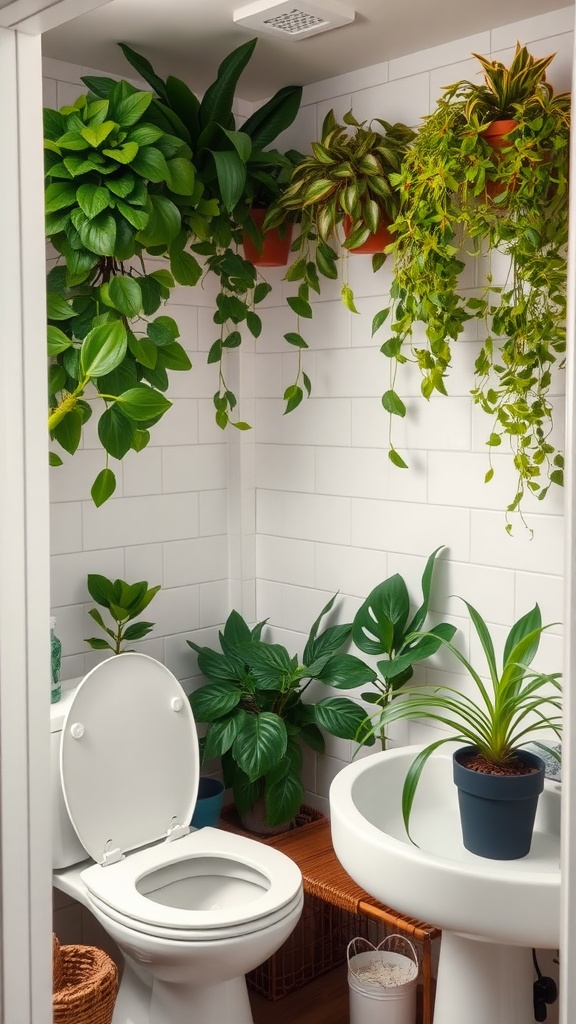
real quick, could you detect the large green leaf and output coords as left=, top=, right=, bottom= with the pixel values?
left=503, top=604, right=542, bottom=669
left=170, top=250, right=203, bottom=286
left=165, top=157, right=196, bottom=195
left=190, top=681, right=242, bottom=722
left=222, top=609, right=253, bottom=646
left=47, top=326, right=73, bottom=356
left=232, top=712, right=287, bottom=781
left=210, top=148, right=247, bottom=212
left=98, top=405, right=135, bottom=460
left=242, top=86, right=303, bottom=149
left=80, top=320, right=127, bottom=378
left=108, top=276, right=142, bottom=317
left=91, top=467, right=117, bottom=506
left=165, top=75, right=200, bottom=138
left=265, top=766, right=304, bottom=826
left=52, top=408, right=82, bottom=455
left=130, top=145, right=170, bottom=183
left=203, top=712, right=243, bottom=762
left=314, top=697, right=372, bottom=741
left=47, top=294, right=76, bottom=321
left=116, top=91, right=152, bottom=127
left=117, top=44, right=169, bottom=103
left=45, top=182, right=77, bottom=213
left=114, top=386, right=171, bottom=421
left=137, top=195, right=181, bottom=246
left=242, top=641, right=297, bottom=689
left=406, top=546, right=445, bottom=633
left=78, top=211, right=117, bottom=255
left=352, top=575, right=410, bottom=656
left=198, top=38, right=257, bottom=132
left=315, top=654, right=377, bottom=689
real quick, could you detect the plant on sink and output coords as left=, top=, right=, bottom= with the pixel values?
left=85, top=573, right=161, bottom=655
left=264, top=109, right=414, bottom=413
left=376, top=44, right=570, bottom=523
left=362, top=599, right=562, bottom=859
left=187, top=595, right=376, bottom=832
left=351, top=547, right=456, bottom=749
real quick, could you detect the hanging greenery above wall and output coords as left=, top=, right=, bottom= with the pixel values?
left=375, top=44, right=570, bottom=527
left=45, top=39, right=302, bottom=503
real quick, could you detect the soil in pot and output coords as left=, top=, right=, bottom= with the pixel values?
left=242, top=208, right=294, bottom=267
left=343, top=214, right=394, bottom=254
left=453, top=745, right=545, bottom=860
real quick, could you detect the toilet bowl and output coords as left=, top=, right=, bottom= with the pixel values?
left=51, top=653, right=303, bottom=1024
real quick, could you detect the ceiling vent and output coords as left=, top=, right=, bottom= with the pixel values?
left=233, top=0, right=355, bottom=41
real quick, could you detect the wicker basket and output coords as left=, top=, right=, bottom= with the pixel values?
left=52, top=936, right=118, bottom=1024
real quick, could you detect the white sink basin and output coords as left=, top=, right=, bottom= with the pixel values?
left=330, top=745, right=561, bottom=1024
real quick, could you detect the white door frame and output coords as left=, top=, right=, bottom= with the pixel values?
left=0, top=6, right=110, bottom=1021
left=1, top=3, right=575, bottom=1021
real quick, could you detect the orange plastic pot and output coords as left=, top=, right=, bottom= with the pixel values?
left=343, top=214, right=394, bottom=254
left=480, top=119, right=519, bottom=151
left=242, top=208, right=293, bottom=267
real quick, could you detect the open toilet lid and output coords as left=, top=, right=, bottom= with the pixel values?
left=60, top=654, right=200, bottom=864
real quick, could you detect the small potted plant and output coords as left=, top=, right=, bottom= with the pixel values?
left=362, top=600, right=562, bottom=860
left=376, top=43, right=569, bottom=523
left=84, top=574, right=160, bottom=655
left=187, top=595, right=376, bottom=833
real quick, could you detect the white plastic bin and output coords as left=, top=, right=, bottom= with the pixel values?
left=348, top=935, right=418, bottom=1024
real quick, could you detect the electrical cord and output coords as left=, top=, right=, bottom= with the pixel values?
left=532, top=948, right=558, bottom=1022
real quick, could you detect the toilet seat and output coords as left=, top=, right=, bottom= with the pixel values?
left=60, top=653, right=200, bottom=865
left=80, top=826, right=303, bottom=935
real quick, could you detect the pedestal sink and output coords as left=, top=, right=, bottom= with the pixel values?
left=330, top=745, right=560, bottom=1024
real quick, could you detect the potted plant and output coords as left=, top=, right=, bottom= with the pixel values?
left=84, top=573, right=160, bottom=654
left=375, top=44, right=569, bottom=524
left=351, top=546, right=456, bottom=748
left=187, top=595, right=376, bottom=833
left=362, top=599, right=561, bottom=859
left=263, top=109, right=414, bottom=413
left=116, top=40, right=303, bottom=428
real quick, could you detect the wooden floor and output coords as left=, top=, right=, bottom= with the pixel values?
left=250, top=964, right=350, bottom=1024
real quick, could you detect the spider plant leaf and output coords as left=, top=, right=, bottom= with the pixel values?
left=402, top=738, right=457, bottom=840
left=503, top=604, right=542, bottom=666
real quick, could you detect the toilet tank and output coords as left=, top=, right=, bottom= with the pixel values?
left=51, top=680, right=89, bottom=869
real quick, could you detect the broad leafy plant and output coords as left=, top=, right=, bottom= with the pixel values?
left=45, top=80, right=201, bottom=504
left=188, top=597, right=376, bottom=828
left=265, top=110, right=414, bottom=413
left=352, top=547, right=456, bottom=748
left=362, top=600, right=562, bottom=838
left=376, top=44, right=569, bottom=524
left=117, top=40, right=303, bottom=429
left=85, top=573, right=161, bottom=655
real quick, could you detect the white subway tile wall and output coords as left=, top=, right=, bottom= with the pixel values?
left=46, top=11, right=569, bottom=939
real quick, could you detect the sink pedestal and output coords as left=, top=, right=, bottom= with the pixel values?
left=434, top=933, right=533, bottom=1024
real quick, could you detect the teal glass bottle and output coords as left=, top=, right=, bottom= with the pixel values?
left=50, top=617, right=61, bottom=704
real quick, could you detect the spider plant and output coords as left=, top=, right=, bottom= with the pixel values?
left=361, top=600, right=562, bottom=837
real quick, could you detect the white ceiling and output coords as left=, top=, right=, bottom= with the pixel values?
left=43, top=0, right=574, bottom=101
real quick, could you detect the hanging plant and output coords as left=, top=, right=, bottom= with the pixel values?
left=376, top=44, right=570, bottom=527
left=115, top=40, right=303, bottom=430
left=264, top=109, right=414, bottom=411
left=45, top=79, right=209, bottom=504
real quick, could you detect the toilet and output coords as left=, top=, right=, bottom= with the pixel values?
left=51, top=652, right=304, bottom=1024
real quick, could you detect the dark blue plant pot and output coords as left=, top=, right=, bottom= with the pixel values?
left=191, top=777, right=225, bottom=829
left=453, top=746, right=545, bottom=860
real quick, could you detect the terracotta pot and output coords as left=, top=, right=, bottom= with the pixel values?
left=343, top=214, right=394, bottom=254
left=480, top=119, right=519, bottom=151
left=242, top=208, right=293, bottom=267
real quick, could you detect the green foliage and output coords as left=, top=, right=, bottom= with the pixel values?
left=187, top=598, right=376, bottom=827
left=45, top=83, right=199, bottom=502
left=362, top=600, right=562, bottom=840
left=85, top=573, right=161, bottom=655
left=118, top=40, right=303, bottom=426
left=352, top=547, right=456, bottom=748
left=265, top=109, right=414, bottom=411
left=380, top=45, right=570, bottom=523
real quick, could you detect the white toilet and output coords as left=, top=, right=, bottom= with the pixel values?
left=51, top=652, right=304, bottom=1024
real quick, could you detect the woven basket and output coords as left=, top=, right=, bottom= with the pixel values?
left=53, top=938, right=117, bottom=1024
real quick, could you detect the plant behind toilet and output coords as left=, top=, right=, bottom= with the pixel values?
left=85, top=573, right=160, bottom=655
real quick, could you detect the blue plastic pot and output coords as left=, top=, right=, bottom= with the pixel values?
left=453, top=746, right=545, bottom=860
left=191, top=777, right=225, bottom=829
